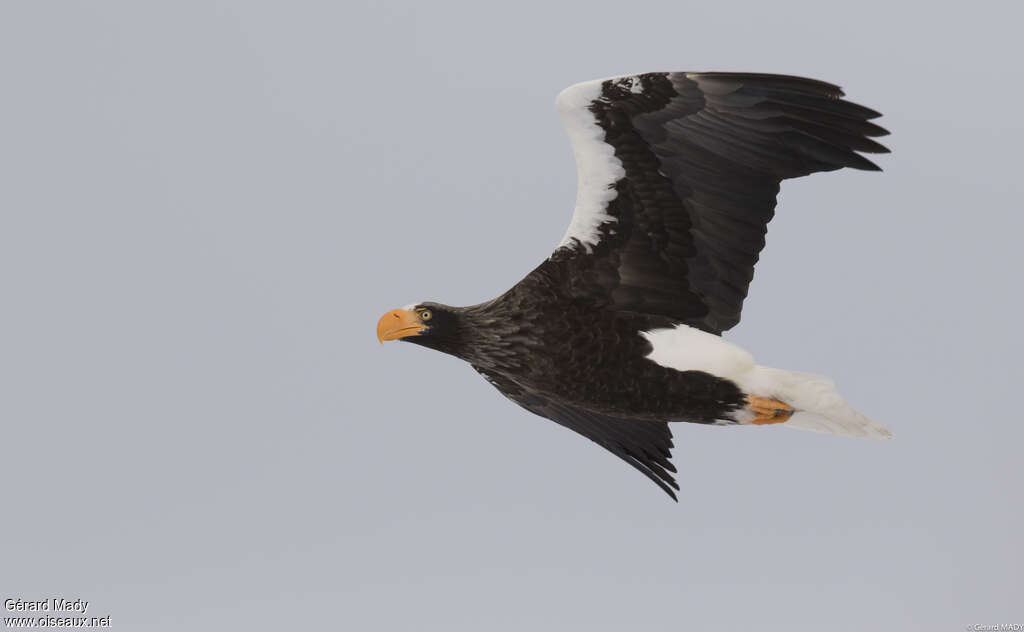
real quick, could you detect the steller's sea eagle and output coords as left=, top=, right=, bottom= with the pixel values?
left=376, top=71, right=891, bottom=500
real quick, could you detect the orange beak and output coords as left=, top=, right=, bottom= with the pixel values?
left=376, top=308, right=427, bottom=343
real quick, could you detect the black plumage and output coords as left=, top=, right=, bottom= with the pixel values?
left=378, top=72, right=888, bottom=499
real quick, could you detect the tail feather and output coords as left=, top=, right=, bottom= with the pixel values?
left=744, top=366, right=892, bottom=440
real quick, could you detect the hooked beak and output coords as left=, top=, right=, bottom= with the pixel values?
left=376, top=308, right=427, bottom=343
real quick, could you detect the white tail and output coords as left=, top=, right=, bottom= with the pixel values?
left=745, top=366, right=892, bottom=439
left=639, top=324, right=892, bottom=439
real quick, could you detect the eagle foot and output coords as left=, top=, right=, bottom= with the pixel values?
left=746, top=395, right=795, bottom=425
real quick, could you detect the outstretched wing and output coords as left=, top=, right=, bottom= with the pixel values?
left=551, top=72, right=888, bottom=334
left=532, top=399, right=679, bottom=500
left=477, top=368, right=679, bottom=500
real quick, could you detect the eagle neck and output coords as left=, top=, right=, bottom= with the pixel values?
left=449, top=295, right=530, bottom=372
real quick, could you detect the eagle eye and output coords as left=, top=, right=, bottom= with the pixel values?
left=419, top=310, right=432, bottom=321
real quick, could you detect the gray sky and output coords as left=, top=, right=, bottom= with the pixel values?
left=2, top=1, right=1021, bottom=630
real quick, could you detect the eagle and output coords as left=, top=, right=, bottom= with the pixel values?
left=376, top=71, right=891, bottom=500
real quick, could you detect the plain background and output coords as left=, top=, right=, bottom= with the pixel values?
left=2, top=1, right=1021, bottom=630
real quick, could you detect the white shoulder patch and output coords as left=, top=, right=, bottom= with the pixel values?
left=554, top=78, right=624, bottom=252
left=640, top=325, right=755, bottom=382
